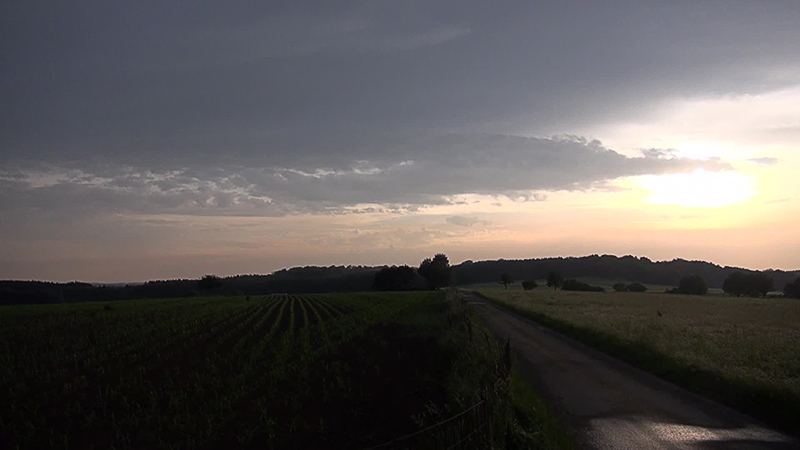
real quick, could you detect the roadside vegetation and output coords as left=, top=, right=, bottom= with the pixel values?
left=478, top=289, right=800, bottom=435
left=1, top=290, right=570, bottom=449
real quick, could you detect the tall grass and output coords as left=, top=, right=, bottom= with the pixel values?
left=480, top=289, right=800, bottom=434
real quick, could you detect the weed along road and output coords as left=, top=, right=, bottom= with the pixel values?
left=464, top=292, right=797, bottom=450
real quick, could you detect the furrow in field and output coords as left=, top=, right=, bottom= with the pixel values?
left=215, top=298, right=283, bottom=356
left=6, top=301, right=264, bottom=446
left=91, top=302, right=261, bottom=386
left=315, top=296, right=351, bottom=317
left=6, top=301, right=259, bottom=396
left=89, top=303, right=249, bottom=364
left=307, top=296, right=337, bottom=322
left=273, top=297, right=294, bottom=338
left=230, top=297, right=284, bottom=352
left=303, top=296, right=324, bottom=327
left=291, top=295, right=306, bottom=330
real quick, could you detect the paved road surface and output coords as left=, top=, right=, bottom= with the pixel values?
left=465, top=293, right=798, bottom=449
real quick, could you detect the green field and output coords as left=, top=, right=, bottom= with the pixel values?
left=1, top=291, right=569, bottom=449
left=478, top=289, right=800, bottom=433
left=460, top=278, right=677, bottom=293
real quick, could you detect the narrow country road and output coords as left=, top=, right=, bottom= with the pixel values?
left=465, top=293, right=798, bottom=450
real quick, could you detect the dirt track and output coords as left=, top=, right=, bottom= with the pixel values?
left=465, top=293, right=798, bottom=450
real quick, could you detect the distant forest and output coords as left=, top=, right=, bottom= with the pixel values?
left=452, top=255, right=800, bottom=291
left=2, top=255, right=798, bottom=306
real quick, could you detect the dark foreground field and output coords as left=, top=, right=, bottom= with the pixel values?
left=1, top=291, right=567, bottom=449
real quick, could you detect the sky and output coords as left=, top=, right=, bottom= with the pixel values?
left=2, top=1, right=799, bottom=282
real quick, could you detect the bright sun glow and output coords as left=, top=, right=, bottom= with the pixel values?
left=638, top=169, right=756, bottom=208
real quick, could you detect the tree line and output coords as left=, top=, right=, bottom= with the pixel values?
left=452, top=255, right=799, bottom=291
left=496, top=270, right=800, bottom=299
left=2, top=255, right=798, bottom=306
left=0, top=266, right=380, bottom=306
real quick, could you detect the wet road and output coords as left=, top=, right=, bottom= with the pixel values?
left=466, top=293, right=798, bottom=450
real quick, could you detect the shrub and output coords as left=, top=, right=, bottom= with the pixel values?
left=546, top=271, right=564, bottom=290
left=668, top=275, right=708, bottom=295
left=562, top=279, right=605, bottom=292
left=521, top=280, right=538, bottom=291
left=626, top=283, right=647, bottom=293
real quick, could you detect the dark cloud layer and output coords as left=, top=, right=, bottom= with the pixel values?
left=2, top=1, right=799, bottom=280
left=2, top=1, right=790, bottom=216
left=3, top=1, right=800, bottom=160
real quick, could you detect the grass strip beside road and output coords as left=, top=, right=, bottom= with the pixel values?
left=475, top=290, right=800, bottom=436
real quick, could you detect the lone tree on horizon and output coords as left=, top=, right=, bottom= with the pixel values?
left=547, top=271, right=564, bottom=290
left=418, top=253, right=453, bottom=290
left=500, top=272, right=514, bottom=290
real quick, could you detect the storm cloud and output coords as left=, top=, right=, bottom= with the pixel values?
left=2, top=1, right=799, bottom=280
left=4, top=1, right=800, bottom=160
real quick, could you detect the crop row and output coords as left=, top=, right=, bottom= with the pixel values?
left=1, top=293, right=406, bottom=449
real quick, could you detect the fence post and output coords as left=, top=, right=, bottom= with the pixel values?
left=503, top=339, right=512, bottom=376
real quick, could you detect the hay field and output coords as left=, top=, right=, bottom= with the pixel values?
left=480, top=289, right=800, bottom=433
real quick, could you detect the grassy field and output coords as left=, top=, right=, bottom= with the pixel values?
left=478, top=289, right=800, bottom=434
left=1, top=291, right=570, bottom=449
left=460, top=278, right=677, bottom=293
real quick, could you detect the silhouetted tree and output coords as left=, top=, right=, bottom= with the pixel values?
left=521, top=280, right=538, bottom=291
left=418, top=253, right=453, bottom=290
left=723, top=271, right=774, bottom=297
left=748, top=272, right=774, bottom=297
left=612, top=282, right=628, bottom=292
left=546, top=271, right=564, bottom=290
left=784, top=277, right=800, bottom=299
left=672, top=275, right=708, bottom=295
left=372, top=265, right=417, bottom=291
left=626, top=283, right=648, bottom=293
left=723, top=271, right=748, bottom=297
left=500, top=272, right=514, bottom=290
left=198, top=275, right=223, bottom=291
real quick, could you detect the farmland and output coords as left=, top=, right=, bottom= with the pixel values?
left=460, top=278, right=676, bottom=293
left=0, top=291, right=567, bottom=449
left=479, top=289, right=800, bottom=433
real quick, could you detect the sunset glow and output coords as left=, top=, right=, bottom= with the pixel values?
left=2, top=2, right=800, bottom=281
left=638, top=169, right=757, bottom=208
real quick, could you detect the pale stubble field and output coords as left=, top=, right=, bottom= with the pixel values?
left=480, top=289, right=800, bottom=433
